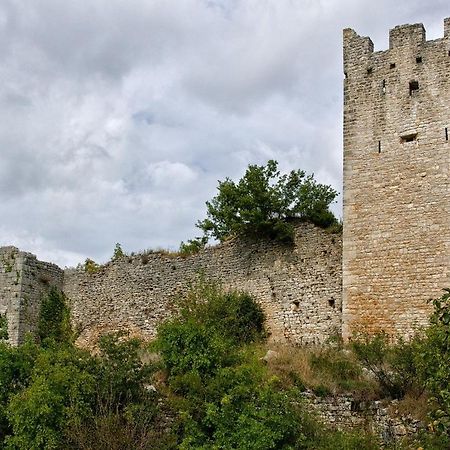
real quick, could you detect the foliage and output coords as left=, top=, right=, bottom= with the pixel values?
left=177, top=280, right=266, bottom=345
left=416, top=289, right=450, bottom=433
left=196, top=160, right=338, bottom=243
left=351, top=332, right=421, bottom=399
left=155, top=283, right=308, bottom=449
left=96, top=332, right=154, bottom=409
left=83, top=258, right=100, bottom=273
left=0, top=314, right=8, bottom=340
left=0, top=294, right=173, bottom=450
left=156, top=319, right=234, bottom=380
left=178, top=236, right=208, bottom=256
left=112, top=243, right=125, bottom=261
left=38, top=288, right=72, bottom=346
left=5, top=346, right=97, bottom=450
left=178, top=365, right=304, bottom=450
left=0, top=339, right=39, bottom=445
left=156, top=283, right=265, bottom=381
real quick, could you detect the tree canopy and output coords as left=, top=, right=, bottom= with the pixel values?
left=196, top=160, right=338, bottom=243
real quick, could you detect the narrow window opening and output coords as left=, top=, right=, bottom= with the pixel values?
left=344, top=72, right=348, bottom=79
left=367, top=67, right=373, bottom=75
left=390, top=62, right=396, bottom=69
left=409, top=80, right=419, bottom=95
left=416, top=56, right=423, bottom=63
left=378, top=140, right=381, bottom=153
left=446, top=127, right=448, bottom=141
left=382, top=79, right=386, bottom=94
left=401, top=133, right=418, bottom=143
left=448, top=50, right=450, bottom=57
left=328, top=298, right=336, bottom=308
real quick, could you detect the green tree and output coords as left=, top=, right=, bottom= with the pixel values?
left=112, top=243, right=125, bottom=261
left=196, top=160, right=338, bottom=243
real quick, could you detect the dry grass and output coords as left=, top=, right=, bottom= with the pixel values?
left=390, top=392, right=431, bottom=422
left=265, top=343, right=379, bottom=398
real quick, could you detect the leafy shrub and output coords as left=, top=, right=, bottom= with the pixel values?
left=96, top=332, right=155, bottom=408
left=38, top=288, right=72, bottom=346
left=112, top=243, right=125, bottom=261
left=0, top=314, right=8, bottom=340
left=5, top=345, right=97, bottom=450
left=156, top=319, right=234, bottom=379
left=177, top=280, right=266, bottom=345
left=196, top=159, right=338, bottom=243
left=351, top=333, right=421, bottom=399
left=0, top=339, right=39, bottom=445
left=179, top=237, right=207, bottom=256
left=416, top=289, right=450, bottom=433
left=83, top=258, right=100, bottom=273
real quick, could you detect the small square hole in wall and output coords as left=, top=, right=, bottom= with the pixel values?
left=409, top=80, right=419, bottom=95
left=291, top=300, right=300, bottom=311
left=328, top=298, right=336, bottom=308
left=401, top=133, right=418, bottom=143
left=416, top=56, right=422, bottom=63
left=367, top=67, right=373, bottom=75
left=390, top=62, right=396, bottom=69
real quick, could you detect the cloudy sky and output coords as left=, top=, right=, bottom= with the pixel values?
left=0, top=0, right=448, bottom=267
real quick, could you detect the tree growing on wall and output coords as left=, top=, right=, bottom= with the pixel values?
left=196, top=160, right=338, bottom=243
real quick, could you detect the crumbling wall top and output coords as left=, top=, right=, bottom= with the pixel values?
left=444, top=17, right=450, bottom=38
left=389, top=23, right=425, bottom=49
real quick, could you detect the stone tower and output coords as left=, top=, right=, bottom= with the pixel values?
left=342, top=19, right=450, bottom=340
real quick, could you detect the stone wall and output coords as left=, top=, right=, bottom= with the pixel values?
left=302, top=391, right=423, bottom=446
left=342, top=19, right=450, bottom=340
left=0, top=246, right=64, bottom=345
left=63, top=223, right=342, bottom=347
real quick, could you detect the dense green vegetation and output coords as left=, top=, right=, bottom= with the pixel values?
left=180, top=160, right=339, bottom=253
left=1, top=286, right=450, bottom=449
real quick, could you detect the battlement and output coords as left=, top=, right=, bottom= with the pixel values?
left=344, top=18, right=450, bottom=76
left=389, top=23, right=425, bottom=49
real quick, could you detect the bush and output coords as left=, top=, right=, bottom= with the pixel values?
left=416, top=289, right=450, bottom=433
left=196, top=160, right=338, bottom=243
left=0, top=339, right=39, bottom=445
left=156, top=320, right=234, bottom=379
left=179, top=237, right=207, bottom=256
left=38, top=288, right=72, bottom=346
left=112, top=243, right=125, bottom=261
left=5, top=345, right=97, bottom=450
left=0, top=314, right=8, bottom=340
left=177, top=281, right=266, bottom=346
left=351, top=333, right=421, bottom=399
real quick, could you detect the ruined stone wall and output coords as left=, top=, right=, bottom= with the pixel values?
left=342, top=19, right=450, bottom=340
left=302, top=391, right=423, bottom=446
left=63, top=223, right=342, bottom=347
left=0, top=246, right=64, bottom=345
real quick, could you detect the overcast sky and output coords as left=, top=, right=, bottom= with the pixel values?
left=0, top=0, right=448, bottom=267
